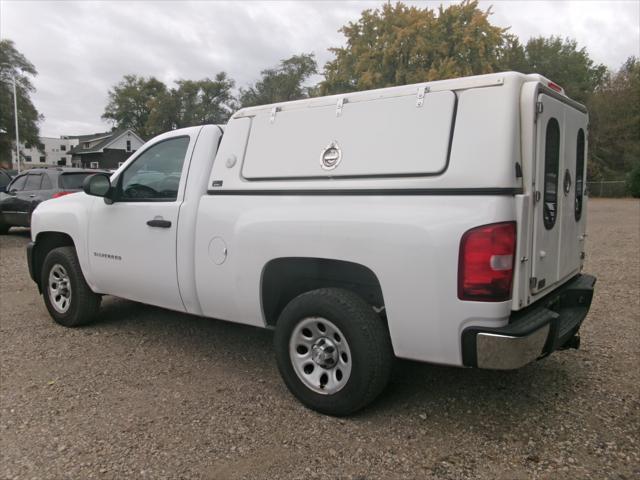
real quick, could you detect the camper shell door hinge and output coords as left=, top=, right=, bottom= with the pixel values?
left=535, top=101, right=544, bottom=122
left=269, top=106, right=280, bottom=124
left=336, top=97, right=347, bottom=117
left=416, top=85, right=430, bottom=107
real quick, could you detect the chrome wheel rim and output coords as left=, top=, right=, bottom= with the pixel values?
left=48, top=264, right=72, bottom=314
left=289, top=317, right=352, bottom=395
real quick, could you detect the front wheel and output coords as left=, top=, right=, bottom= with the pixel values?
left=274, top=288, right=393, bottom=416
left=41, top=246, right=100, bottom=327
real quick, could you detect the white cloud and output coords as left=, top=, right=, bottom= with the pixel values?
left=1, top=0, right=638, bottom=137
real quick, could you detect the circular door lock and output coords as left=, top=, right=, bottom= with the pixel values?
left=320, top=141, right=342, bottom=170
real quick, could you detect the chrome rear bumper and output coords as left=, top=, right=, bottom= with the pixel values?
left=462, top=274, right=596, bottom=370
left=476, top=325, right=550, bottom=369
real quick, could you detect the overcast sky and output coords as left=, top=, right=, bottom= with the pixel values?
left=1, top=0, right=638, bottom=137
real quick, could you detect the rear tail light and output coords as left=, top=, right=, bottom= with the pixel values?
left=52, top=191, right=73, bottom=199
left=458, top=222, right=516, bottom=302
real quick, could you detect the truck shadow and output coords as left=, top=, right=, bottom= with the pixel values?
left=92, top=295, right=581, bottom=432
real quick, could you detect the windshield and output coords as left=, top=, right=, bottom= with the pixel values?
left=59, top=172, right=93, bottom=190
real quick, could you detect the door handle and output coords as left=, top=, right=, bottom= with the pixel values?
left=147, top=218, right=171, bottom=228
left=29, top=194, right=36, bottom=198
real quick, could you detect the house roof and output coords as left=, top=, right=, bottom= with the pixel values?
left=67, top=129, right=144, bottom=155
left=63, top=132, right=111, bottom=142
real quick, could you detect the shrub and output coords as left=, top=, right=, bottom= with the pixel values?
left=626, top=163, right=640, bottom=198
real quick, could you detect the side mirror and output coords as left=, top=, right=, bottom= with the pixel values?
left=83, top=173, right=112, bottom=199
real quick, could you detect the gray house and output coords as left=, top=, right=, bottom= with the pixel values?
left=67, top=129, right=145, bottom=170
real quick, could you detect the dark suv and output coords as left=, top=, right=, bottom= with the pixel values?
left=0, top=168, right=107, bottom=233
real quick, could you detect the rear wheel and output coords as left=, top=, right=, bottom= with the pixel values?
left=0, top=221, right=9, bottom=234
left=41, top=246, right=100, bottom=327
left=274, top=288, right=393, bottom=416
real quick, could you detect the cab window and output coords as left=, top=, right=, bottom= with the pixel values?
left=59, top=172, right=93, bottom=190
left=118, top=136, right=189, bottom=201
left=24, top=174, right=42, bottom=191
left=41, top=174, right=53, bottom=190
left=8, top=175, right=27, bottom=192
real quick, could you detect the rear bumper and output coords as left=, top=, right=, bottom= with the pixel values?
left=462, top=273, right=596, bottom=369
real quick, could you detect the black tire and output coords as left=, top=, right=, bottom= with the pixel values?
left=41, top=246, right=100, bottom=327
left=0, top=221, right=9, bottom=234
left=274, top=288, right=393, bottom=416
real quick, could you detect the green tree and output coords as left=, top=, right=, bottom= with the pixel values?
left=496, top=35, right=529, bottom=72
left=105, top=73, right=236, bottom=138
left=102, top=75, right=169, bottom=139
left=171, top=72, right=236, bottom=127
left=0, top=39, right=42, bottom=168
left=320, top=1, right=509, bottom=94
left=144, top=88, right=178, bottom=137
left=588, top=57, right=640, bottom=182
left=239, top=53, right=318, bottom=107
left=146, top=72, right=236, bottom=134
left=507, top=36, right=607, bottom=104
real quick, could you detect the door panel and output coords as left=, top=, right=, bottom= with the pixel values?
left=87, top=134, right=195, bottom=311
left=531, top=94, right=588, bottom=295
left=88, top=200, right=183, bottom=309
left=13, top=173, right=42, bottom=226
left=532, top=97, right=564, bottom=293
left=242, top=90, right=455, bottom=179
left=558, top=109, right=588, bottom=279
left=1, top=175, right=27, bottom=226
left=18, top=173, right=48, bottom=226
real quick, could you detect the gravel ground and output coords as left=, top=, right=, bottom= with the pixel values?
left=1, top=198, right=638, bottom=480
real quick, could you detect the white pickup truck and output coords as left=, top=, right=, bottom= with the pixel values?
left=26, top=72, right=596, bottom=415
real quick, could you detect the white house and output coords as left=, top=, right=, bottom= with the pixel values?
left=12, top=136, right=80, bottom=169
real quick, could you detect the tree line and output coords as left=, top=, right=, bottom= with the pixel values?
left=100, top=53, right=318, bottom=140
left=1, top=1, right=638, bottom=190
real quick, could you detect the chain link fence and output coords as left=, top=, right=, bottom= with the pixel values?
left=586, top=180, right=628, bottom=198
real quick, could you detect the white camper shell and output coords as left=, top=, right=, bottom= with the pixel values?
left=27, top=71, right=596, bottom=415
left=209, top=72, right=590, bottom=310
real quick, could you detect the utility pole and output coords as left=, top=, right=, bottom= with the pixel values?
left=12, top=75, right=21, bottom=174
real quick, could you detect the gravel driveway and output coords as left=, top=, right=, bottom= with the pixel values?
left=1, top=198, right=638, bottom=479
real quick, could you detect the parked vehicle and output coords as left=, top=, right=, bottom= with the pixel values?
left=0, top=169, right=13, bottom=193
left=26, top=72, right=596, bottom=415
left=0, top=167, right=108, bottom=233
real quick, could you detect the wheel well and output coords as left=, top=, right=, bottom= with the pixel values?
left=33, top=232, right=75, bottom=290
left=261, top=257, right=384, bottom=327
